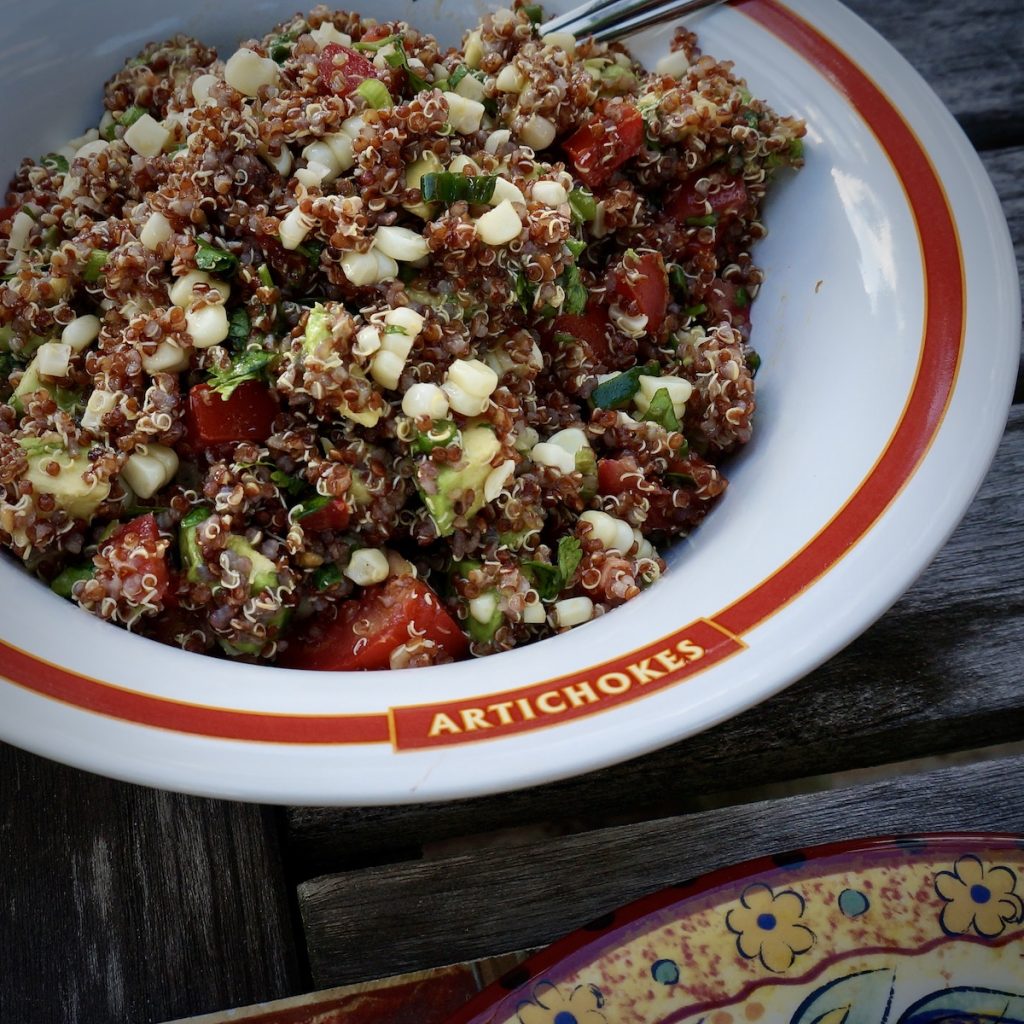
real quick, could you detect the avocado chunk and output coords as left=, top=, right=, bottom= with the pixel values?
left=301, top=303, right=382, bottom=428
left=302, top=303, right=331, bottom=358
left=417, top=425, right=500, bottom=537
left=178, top=505, right=288, bottom=656
left=450, top=559, right=503, bottom=643
left=51, top=563, right=95, bottom=599
left=224, top=535, right=279, bottom=592
left=179, top=506, right=279, bottom=593
left=11, top=355, right=78, bottom=414
left=18, top=435, right=110, bottom=520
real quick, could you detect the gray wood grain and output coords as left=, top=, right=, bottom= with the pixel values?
left=298, top=752, right=1024, bottom=987
left=288, top=406, right=1024, bottom=877
left=845, top=0, right=1024, bottom=150
left=0, top=745, right=303, bottom=1024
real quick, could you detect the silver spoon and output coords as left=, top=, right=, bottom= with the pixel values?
left=540, top=0, right=727, bottom=42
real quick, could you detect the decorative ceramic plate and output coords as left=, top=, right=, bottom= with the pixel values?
left=446, top=834, right=1024, bottom=1024
left=0, top=0, right=1018, bottom=803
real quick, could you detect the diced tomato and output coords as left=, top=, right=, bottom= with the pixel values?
left=282, top=576, right=468, bottom=671
left=318, top=43, right=388, bottom=97
left=551, top=302, right=614, bottom=366
left=703, top=277, right=752, bottom=333
left=665, top=174, right=748, bottom=226
left=296, top=498, right=351, bottom=532
left=611, top=251, right=669, bottom=335
left=563, top=103, right=645, bottom=188
left=187, top=381, right=279, bottom=447
left=598, top=457, right=701, bottom=532
left=359, top=25, right=394, bottom=42
left=104, top=513, right=171, bottom=602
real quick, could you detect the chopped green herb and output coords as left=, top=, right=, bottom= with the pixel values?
left=293, top=495, right=332, bottom=519
left=482, top=97, right=498, bottom=117
left=414, top=418, right=459, bottom=454
left=448, top=65, right=469, bottom=89
left=207, top=348, right=275, bottom=399
left=523, top=3, right=543, bottom=23
left=735, top=285, right=750, bottom=308
left=789, top=138, right=804, bottom=160
left=82, top=249, right=108, bottom=283
left=313, top=563, right=345, bottom=589
left=270, top=469, right=305, bottom=496
left=522, top=560, right=560, bottom=600
left=560, top=264, right=587, bottom=316
left=356, top=78, right=393, bottom=109
left=513, top=270, right=537, bottom=313
left=746, top=350, right=762, bottom=376
left=568, top=187, right=597, bottom=224
left=227, top=308, right=251, bottom=347
left=686, top=213, right=718, bottom=228
left=744, top=109, right=760, bottom=129
left=295, top=239, right=324, bottom=269
left=683, top=303, right=706, bottom=319
left=195, top=239, right=238, bottom=276
left=41, top=153, right=69, bottom=174
left=420, top=171, right=498, bottom=205
left=557, top=535, right=582, bottom=585
left=666, top=470, right=695, bottom=487
left=384, top=324, right=408, bottom=336
left=640, top=387, right=680, bottom=432
left=384, top=39, right=431, bottom=93
left=589, top=362, right=659, bottom=410
left=523, top=536, right=583, bottom=601
left=257, top=263, right=274, bottom=289
left=553, top=331, right=575, bottom=347
left=669, top=264, right=688, bottom=297
left=269, top=32, right=296, bottom=63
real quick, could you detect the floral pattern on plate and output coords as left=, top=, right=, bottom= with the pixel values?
left=446, top=834, right=1024, bottom=1024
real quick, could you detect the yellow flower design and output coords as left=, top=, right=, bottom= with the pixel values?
left=725, top=882, right=814, bottom=973
left=935, top=854, right=1024, bottom=938
left=516, top=981, right=607, bottom=1024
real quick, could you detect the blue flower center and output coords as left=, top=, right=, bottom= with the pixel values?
left=554, top=1014, right=578, bottom=1024
left=970, top=883, right=992, bottom=904
left=757, top=912, right=777, bottom=931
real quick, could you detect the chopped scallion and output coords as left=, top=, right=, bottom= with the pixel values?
left=420, top=171, right=497, bottom=204
left=356, top=78, right=393, bottom=109
left=589, top=362, right=659, bottom=410
left=682, top=303, right=706, bottom=318
left=686, top=213, right=718, bottom=228
left=448, top=65, right=469, bottom=89
left=568, top=187, right=597, bottom=224
left=640, top=387, right=680, bottom=432
left=82, top=249, right=108, bottom=283
left=313, top=563, right=345, bottom=589
left=523, top=4, right=544, bottom=23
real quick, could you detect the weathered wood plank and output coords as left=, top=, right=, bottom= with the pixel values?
left=288, top=407, right=1024, bottom=878
left=845, top=0, right=1024, bottom=149
left=0, top=745, right=304, bottom=1024
left=298, top=752, right=1024, bottom=987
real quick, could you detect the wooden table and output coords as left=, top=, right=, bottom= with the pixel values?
left=2, top=3, right=1022, bottom=1020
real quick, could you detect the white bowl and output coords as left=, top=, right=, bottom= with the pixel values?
left=0, top=0, right=1017, bottom=804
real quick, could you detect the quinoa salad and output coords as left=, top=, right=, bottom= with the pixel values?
left=0, top=5, right=804, bottom=670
